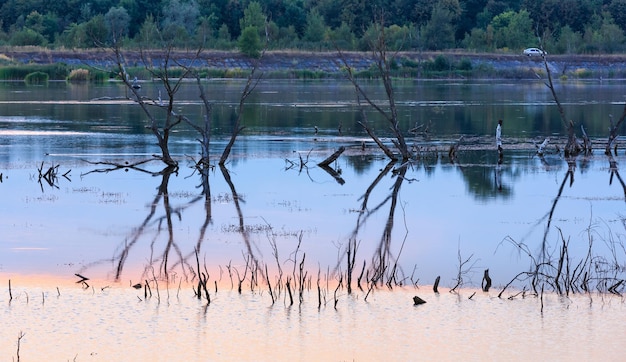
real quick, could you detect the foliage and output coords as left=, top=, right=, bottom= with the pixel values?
left=421, top=5, right=456, bottom=50
left=238, top=26, right=261, bottom=58
left=67, top=68, right=108, bottom=82
left=24, top=71, right=48, bottom=84
left=162, top=0, right=200, bottom=37
left=0, top=0, right=624, bottom=54
left=9, top=29, right=47, bottom=46
left=67, top=68, right=90, bottom=81
left=105, top=7, right=130, bottom=44
left=0, top=64, right=69, bottom=80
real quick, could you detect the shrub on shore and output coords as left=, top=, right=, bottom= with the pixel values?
left=0, top=63, right=69, bottom=81
left=24, top=71, right=48, bottom=84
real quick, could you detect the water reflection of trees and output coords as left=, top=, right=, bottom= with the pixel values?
left=500, top=152, right=626, bottom=298
left=451, top=151, right=516, bottom=199
left=337, top=160, right=414, bottom=293
left=78, top=162, right=261, bottom=285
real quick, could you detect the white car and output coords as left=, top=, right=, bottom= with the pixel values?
left=523, top=48, right=547, bottom=56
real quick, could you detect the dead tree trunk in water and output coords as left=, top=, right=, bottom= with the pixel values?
left=111, top=43, right=199, bottom=167
left=541, top=53, right=581, bottom=158
left=219, top=25, right=268, bottom=166
left=606, top=111, right=626, bottom=156
left=336, top=15, right=410, bottom=162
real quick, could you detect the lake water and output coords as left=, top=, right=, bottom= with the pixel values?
left=0, top=79, right=625, bottom=360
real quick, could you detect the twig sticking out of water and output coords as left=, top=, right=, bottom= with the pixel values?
left=499, top=221, right=626, bottom=300
left=450, top=246, right=475, bottom=293
left=286, top=277, right=293, bottom=306
left=433, top=276, right=440, bottom=293
left=318, top=146, right=345, bottom=167
left=8, top=279, right=12, bottom=301
left=144, top=280, right=152, bottom=299
left=334, top=274, right=343, bottom=309
left=265, top=264, right=275, bottom=305
left=194, top=248, right=210, bottom=304
left=298, top=253, right=307, bottom=305
left=317, top=268, right=322, bottom=309
left=346, top=238, right=357, bottom=294
left=482, top=269, right=492, bottom=292
left=16, top=331, right=25, bottom=362
left=357, top=260, right=366, bottom=291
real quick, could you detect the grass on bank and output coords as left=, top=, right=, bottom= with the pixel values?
left=0, top=52, right=622, bottom=82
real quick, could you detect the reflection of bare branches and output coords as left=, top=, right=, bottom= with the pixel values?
left=608, top=153, right=626, bottom=200
left=79, top=165, right=205, bottom=283
left=36, top=161, right=70, bottom=191
left=337, top=161, right=396, bottom=271
left=540, top=160, right=576, bottom=257
left=339, top=160, right=409, bottom=293
left=318, top=164, right=345, bottom=185
left=80, top=158, right=159, bottom=176
left=284, top=150, right=313, bottom=173
left=112, top=170, right=171, bottom=281
left=371, top=165, right=407, bottom=286
left=219, top=165, right=260, bottom=270
left=318, top=146, right=346, bottom=185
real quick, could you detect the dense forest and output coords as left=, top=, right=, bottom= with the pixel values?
left=1, top=0, right=626, bottom=55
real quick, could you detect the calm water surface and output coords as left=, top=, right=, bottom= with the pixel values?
left=0, top=79, right=625, bottom=360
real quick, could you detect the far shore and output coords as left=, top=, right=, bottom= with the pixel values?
left=2, top=47, right=626, bottom=79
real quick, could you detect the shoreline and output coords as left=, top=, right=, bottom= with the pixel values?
left=2, top=48, right=626, bottom=78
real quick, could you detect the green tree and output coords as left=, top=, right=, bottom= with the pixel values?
left=58, top=15, right=108, bottom=48
left=462, top=27, right=491, bottom=51
left=25, top=11, right=45, bottom=34
left=9, top=28, right=47, bottom=46
left=162, top=0, right=200, bottom=37
left=303, top=9, right=326, bottom=43
left=489, top=10, right=534, bottom=50
left=215, top=23, right=232, bottom=49
left=275, top=25, right=299, bottom=48
left=554, top=25, right=583, bottom=54
left=329, top=22, right=355, bottom=50
left=136, top=14, right=159, bottom=46
left=456, top=0, right=488, bottom=40
left=119, top=0, right=163, bottom=37
left=282, top=0, right=307, bottom=37
left=105, top=6, right=130, bottom=44
left=239, top=1, right=265, bottom=32
left=421, top=4, right=456, bottom=50
left=504, top=10, right=535, bottom=50
left=238, top=25, right=261, bottom=58
left=596, top=12, right=625, bottom=53
left=609, top=0, right=626, bottom=33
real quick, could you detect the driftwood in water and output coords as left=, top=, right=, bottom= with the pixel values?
left=318, top=146, right=345, bottom=167
left=318, top=146, right=346, bottom=185
left=413, top=295, right=426, bottom=305
left=482, top=269, right=492, bottom=292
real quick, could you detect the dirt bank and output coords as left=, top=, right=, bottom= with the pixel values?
left=2, top=48, right=625, bottom=77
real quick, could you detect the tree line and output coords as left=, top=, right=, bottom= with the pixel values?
left=2, top=0, right=626, bottom=55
